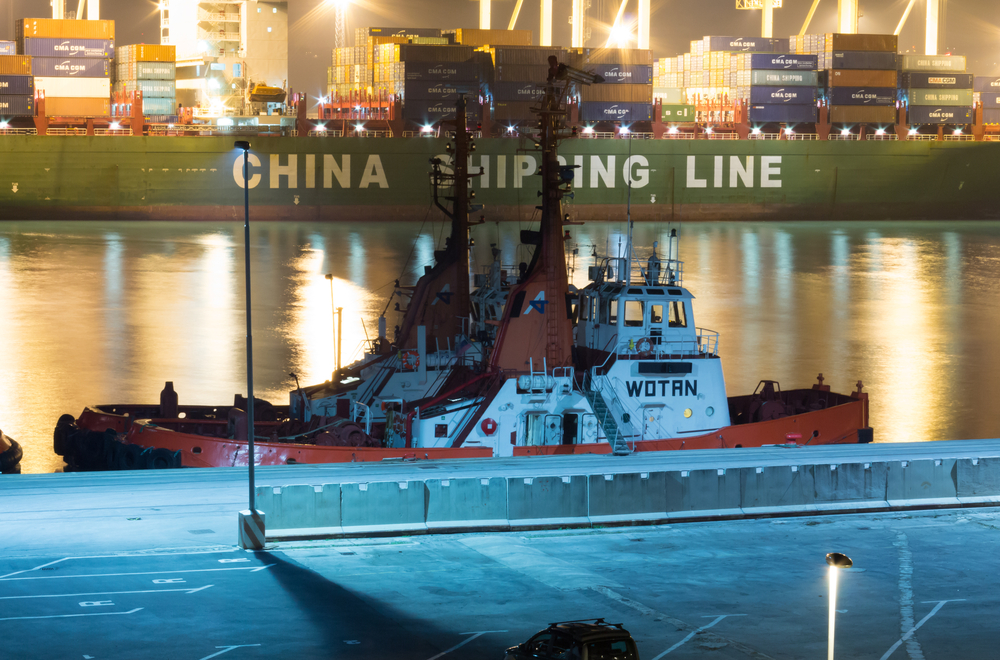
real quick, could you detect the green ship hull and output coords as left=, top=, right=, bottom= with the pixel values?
left=2, top=136, right=998, bottom=221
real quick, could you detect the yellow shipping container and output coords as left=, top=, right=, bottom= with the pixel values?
left=134, top=44, right=175, bottom=62
left=17, top=18, right=114, bottom=40
left=44, top=97, right=111, bottom=118
left=0, top=55, right=31, bottom=75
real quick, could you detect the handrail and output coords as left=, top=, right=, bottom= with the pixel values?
left=351, top=401, right=372, bottom=434
left=604, top=328, right=720, bottom=360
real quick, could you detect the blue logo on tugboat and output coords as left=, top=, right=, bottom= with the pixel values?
left=625, top=380, right=698, bottom=397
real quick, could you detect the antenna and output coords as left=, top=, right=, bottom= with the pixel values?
left=624, top=130, right=634, bottom=284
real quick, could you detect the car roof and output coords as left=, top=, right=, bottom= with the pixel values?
left=544, top=619, right=632, bottom=643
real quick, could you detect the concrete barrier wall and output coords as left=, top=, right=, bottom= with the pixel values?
left=258, top=453, right=1000, bottom=540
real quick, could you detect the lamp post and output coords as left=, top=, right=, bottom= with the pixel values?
left=826, top=552, right=853, bottom=660
left=234, top=140, right=263, bottom=550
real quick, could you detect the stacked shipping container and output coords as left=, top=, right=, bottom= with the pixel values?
left=900, top=56, right=972, bottom=126
left=747, top=53, right=818, bottom=124
left=0, top=41, right=33, bottom=116
left=113, top=44, right=177, bottom=119
left=573, top=48, right=653, bottom=122
left=484, top=45, right=564, bottom=125
left=16, top=18, right=115, bottom=118
left=975, top=76, right=1000, bottom=125
left=822, top=34, right=898, bottom=124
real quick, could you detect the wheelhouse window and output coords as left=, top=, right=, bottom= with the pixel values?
left=609, top=299, right=618, bottom=325
left=669, top=300, right=687, bottom=327
left=651, top=304, right=663, bottom=324
left=580, top=295, right=591, bottom=321
left=624, top=299, right=644, bottom=327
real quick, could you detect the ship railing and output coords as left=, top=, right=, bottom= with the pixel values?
left=579, top=131, right=617, bottom=139
left=621, top=132, right=655, bottom=139
left=661, top=132, right=696, bottom=140
left=351, top=402, right=373, bottom=434
left=402, top=130, right=438, bottom=138
left=944, top=134, right=975, bottom=142
left=748, top=132, right=783, bottom=140
left=198, top=9, right=241, bottom=22
left=351, top=129, right=393, bottom=138
left=786, top=133, right=820, bottom=141
left=584, top=371, right=641, bottom=450
left=95, top=128, right=133, bottom=136
left=706, top=132, right=739, bottom=140
left=624, top=256, right=685, bottom=288
left=829, top=133, right=861, bottom=141
left=0, top=128, right=37, bottom=136
left=309, top=129, right=345, bottom=137
left=867, top=133, right=898, bottom=141
left=906, top=134, right=939, bottom=141
left=611, top=328, right=719, bottom=359
left=44, top=127, right=90, bottom=136
left=986, top=134, right=1000, bottom=142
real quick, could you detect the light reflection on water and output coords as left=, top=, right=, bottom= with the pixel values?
left=1, top=220, right=999, bottom=474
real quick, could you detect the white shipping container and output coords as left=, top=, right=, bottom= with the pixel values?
left=34, top=76, right=110, bottom=98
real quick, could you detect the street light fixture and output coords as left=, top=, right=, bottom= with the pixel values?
left=234, top=140, right=263, bottom=550
left=826, top=552, right=853, bottom=660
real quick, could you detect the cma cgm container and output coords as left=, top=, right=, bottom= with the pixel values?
left=403, top=62, right=478, bottom=82
left=32, top=58, right=110, bottom=77
left=983, top=109, right=1000, bottom=124
left=34, top=77, right=110, bottom=97
left=117, top=44, right=175, bottom=63
left=907, top=89, right=973, bottom=106
left=0, top=41, right=16, bottom=55
left=750, top=70, right=818, bottom=86
left=0, top=94, right=34, bottom=115
left=580, top=84, right=652, bottom=103
left=824, top=33, right=897, bottom=52
left=404, top=99, right=482, bottom=123
left=829, top=105, right=895, bottom=123
left=749, top=53, right=817, bottom=70
left=403, top=80, right=479, bottom=101
left=0, top=74, right=34, bottom=94
left=829, top=51, right=897, bottom=70
left=749, top=86, right=815, bottom=104
left=829, top=69, right=897, bottom=87
left=981, top=93, right=1000, bottom=109
left=579, top=101, right=653, bottom=122
left=974, top=76, right=1000, bottom=92
left=20, top=38, right=114, bottom=59
left=115, top=79, right=176, bottom=98
left=117, top=62, right=176, bottom=81
left=590, top=64, right=653, bottom=85
left=16, top=18, right=115, bottom=40
left=748, top=104, right=817, bottom=123
left=491, top=81, right=545, bottom=101
left=705, top=36, right=787, bottom=53
left=43, top=96, right=110, bottom=117
left=829, top=87, right=896, bottom=105
left=899, top=55, right=966, bottom=72
left=908, top=106, right=973, bottom=124
left=902, top=72, right=973, bottom=89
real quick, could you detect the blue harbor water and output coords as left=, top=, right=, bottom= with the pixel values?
left=1, top=220, right=999, bottom=473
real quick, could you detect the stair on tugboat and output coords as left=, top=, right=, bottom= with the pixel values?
left=584, top=388, right=631, bottom=455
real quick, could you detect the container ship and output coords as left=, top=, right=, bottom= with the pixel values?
left=0, top=15, right=998, bottom=222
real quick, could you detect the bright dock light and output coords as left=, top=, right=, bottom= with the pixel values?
left=826, top=552, right=853, bottom=660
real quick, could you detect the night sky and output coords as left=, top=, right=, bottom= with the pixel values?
left=3, top=0, right=998, bottom=95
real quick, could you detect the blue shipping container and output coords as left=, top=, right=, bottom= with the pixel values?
left=31, top=58, right=110, bottom=78
left=830, top=51, right=897, bottom=70
left=902, top=72, right=973, bottom=89
left=749, top=54, right=817, bottom=70
left=983, top=108, right=1000, bottom=125
left=829, top=87, right=896, bottom=106
left=981, top=93, right=1000, bottom=109
left=590, top=64, right=653, bottom=85
left=142, top=97, right=178, bottom=115
left=404, top=80, right=480, bottom=100
left=907, top=106, right=973, bottom=124
left=0, top=94, right=34, bottom=115
left=579, top=102, right=652, bottom=122
left=491, top=81, right=545, bottom=101
left=127, top=80, right=176, bottom=98
left=706, top=36, right=787, bottom=53
left=403, top=100, right=482, bottom=123
left=404, top=62, right=479, bottom=82
left=21, top=38, right=114, bottom=59
left=974, top=76, right=1000, bottom=92
left=748, top=104, right=817, bottom=123
left=0, top=75, right=34, bottom=95
left=749, top=86, right=815, bottom=104
left=0, top=41, right=15, bottom=55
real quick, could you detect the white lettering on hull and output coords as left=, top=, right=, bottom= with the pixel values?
left=686, top=155, right=782, bottom=189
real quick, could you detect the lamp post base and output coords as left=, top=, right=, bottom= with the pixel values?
left=238, top=509, right=266, bottom=550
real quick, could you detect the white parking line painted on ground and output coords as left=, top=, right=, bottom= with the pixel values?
left=197, top=644, right=261, bottom=660
left=879, top=600, right=966, bottom=660
left=0, top=607, right=143, bottom=621
left=0, top=565, right=275, bottom=581
left=219, top=559, right=250, bottom=563
left=651, top=615, right=747, bottom=659
left=425, top=631, right=508, bottom=660
left=0, top=557, right=70, bottom=579
left=0, top=585, right=213, bottom=600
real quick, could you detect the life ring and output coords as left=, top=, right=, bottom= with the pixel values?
left=400, top=350, right=420, bottom=371
left=480, top=418, right=498, bottom=435
left=634, top=336, right=654, bottom=358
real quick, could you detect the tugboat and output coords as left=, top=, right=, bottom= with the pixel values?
left=56, top=59, right=871, bottom=469
left=0, top=428, right=23, bottom=474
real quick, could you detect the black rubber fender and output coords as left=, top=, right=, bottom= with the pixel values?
left=77, top=431, right=108, bottom=471
left=0, top=438, right=23, bottom=474
left=146, top=447, right=179, bottom=469
left=53, top=414, right=78, bottom=457
left=115, top=443, right=143, bottom=470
